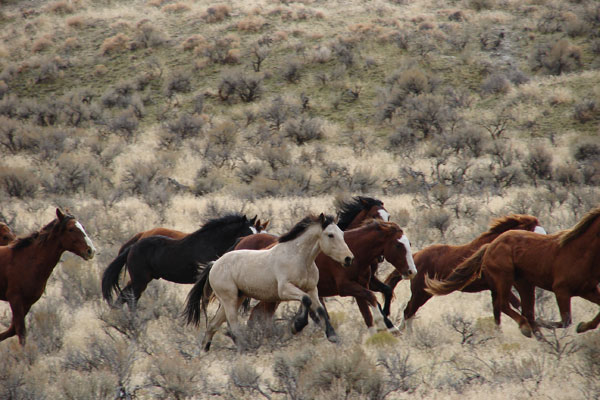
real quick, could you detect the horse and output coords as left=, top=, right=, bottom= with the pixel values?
left=384, top=214, right=545, bottom=328
left=116, top=218, right=268, bottom=255
left=246, top=220, right=417, bottom=334
left=235, top=196, right=396, bottom=317
left=0, top=208, right=96, bottom=345
left=102, top=214, right=259, bottom=308
left=184, top=214, right=354, bottom=351
left=425, top=206, right=600, bottom=338
left=0, top=222, right=16, bottom=245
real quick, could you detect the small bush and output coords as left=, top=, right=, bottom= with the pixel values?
left=109, top=108, right=139, bottom=140
left=132, top=21, right=167, bottom=49
left=164, top=70, right=192, bottom=98
left=283, top=116, right=324, bottom=145
left=573, top=99, right=600, bottom=123
left=0, top=166, right=39, bottom=198
left=237, top=16, right=267, bottom=32
left=524, top=145, right=553, bottom=186
left=166, top=113, right=204, bottom=141
left=32, top=36, right=53, bottom=53
left=100, top=33, right=130, bottom=55
left=533, top=40, right=582, bottom=75
left=28, top=300, right=64, bottom=354
left=282, top=60, right=302, bottom=83
left=424, top=207, right=452, bottom=237
left=573, top=140, right=600, bottom=162
left=481, top=73, right=510, bottom=95
left=202, top=4, right=231, bottom=23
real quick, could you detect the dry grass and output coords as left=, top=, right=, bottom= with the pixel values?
left=0, top=0, right=599, bottom=397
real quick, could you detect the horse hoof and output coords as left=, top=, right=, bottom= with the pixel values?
left=327, top=334, right=339, bottom=343
left=519, top=325, right=532, bottom=338
left=576, top=322, right=587, bottom=333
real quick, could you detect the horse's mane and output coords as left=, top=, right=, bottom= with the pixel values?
left=11, top=215, right=74, bottom=250
left=487, top=214, right=538, bottom=234
left=352, top=218, right=400, bottom=233
left=336, top=196, right=383, bottom=230
left=192, top=213, right=248, bottom=235
left=559, top=206, right=600, bottom=247
left=279, top=214, right=335, bottom=243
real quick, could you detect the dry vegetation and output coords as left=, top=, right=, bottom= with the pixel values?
left=0, top=0, right=599, bottom=398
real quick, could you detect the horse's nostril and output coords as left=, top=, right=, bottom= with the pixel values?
left=345, top=256, right=352, bottom=266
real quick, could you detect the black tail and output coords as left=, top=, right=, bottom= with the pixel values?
left=184, top=262, right=214, bottom=326
left=102, top=248, right=130, bottom=304
left=117, top=232, right=142, bottom=255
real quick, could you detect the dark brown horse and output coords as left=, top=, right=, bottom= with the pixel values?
left=117, top=218, right=268, bottom=254
left=235, top=196, right=396, bottom=314
left=0, top=222, right=16, bottom=245
left=384, top=214, right=545, bottom=328
left=0, top=209, right=96, bottom=345
left=246, top=220, right=417, bottom=333
left=426, top=206, right=600, bottom=338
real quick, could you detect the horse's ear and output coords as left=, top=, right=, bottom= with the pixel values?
left=250, top=215, right=257, bottom=225
left=360, top=197, right=369, bottom=206
left=319, top=213, right=326, bottom=223
left=263, top=220, right=270, bottom=230
left=56, top=208, right=65, bottom=221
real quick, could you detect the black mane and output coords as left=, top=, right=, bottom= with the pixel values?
left=336, top=196, right=383, bottom=230
left=279, top=215, right=334, bottom=243
left=190, top=213, right=248, bottom=236
left=11, top=215, right=75, bottom=250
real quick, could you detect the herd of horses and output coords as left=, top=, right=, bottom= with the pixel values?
left=0, top=197, right=599, bottom=351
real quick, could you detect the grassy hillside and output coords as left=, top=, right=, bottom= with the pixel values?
left=1, top=0, right=599, bottom=398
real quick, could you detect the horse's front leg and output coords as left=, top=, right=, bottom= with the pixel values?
left=0, top=299, right=29, bottom=345
left=277, top=282, right=314, bottom=334
left=368, top=275, right=393, bottom=317
left=306, top=287, right=338, bottom=343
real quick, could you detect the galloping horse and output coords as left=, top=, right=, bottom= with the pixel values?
left=248, top=220, right=417, bottom=334
left=425, top=206, right=600, bottom=338
left=384, top=214, right=545, bottom=328
left=116, top=218, right=268, bottom=254
left=102, top=214, right=259, bottom=308
left=184, top=214, right=354, bottom=351
left=0, top=222, right=16, bottom=245
left=0, top=209, right=96, bottom=345
left=235, top=196, right=396, bottom=317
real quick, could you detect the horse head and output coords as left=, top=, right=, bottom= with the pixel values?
left=56, top=208, right=96, bottom=260
left=381, top=222, right=417, bottom=280
left=318, top=213, right=354, bottom=267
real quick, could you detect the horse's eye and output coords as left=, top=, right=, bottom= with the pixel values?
left=328, top=233, right=334, bottom=238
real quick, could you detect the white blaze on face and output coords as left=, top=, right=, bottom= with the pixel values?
left=534, top=226, right=547, bottom=235
left=250, top=226, right=258, bottom=234
left=398, top=235, right=417, bottom=277
left=378, top=209, right=390, bottom=222
left=75, top=221, right=96, bottom=255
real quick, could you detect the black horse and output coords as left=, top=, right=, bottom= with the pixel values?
left=102, top=213, right=258, bottom=308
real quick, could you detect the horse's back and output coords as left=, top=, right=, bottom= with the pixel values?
left=234, top=233, right=278, bottom=250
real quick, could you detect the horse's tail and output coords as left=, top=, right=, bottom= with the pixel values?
left=184, top=262, right=214, bottom=326
left=425, top=244, right=488, bottom=296
left=102, top=248, right=130, bottom=304
left=117, top=232, right=143, bottom=255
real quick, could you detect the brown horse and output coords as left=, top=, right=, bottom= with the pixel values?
left=384, top=214, right=545, bottom=328
left=0, top=222, right=16, bottom=245
left=246, top=220, right=417, bottom=333
left=0, top=208, right=96, bottom=345
left=117, top=218, right=268, bottom=254
left=236, top=196, right=396, bottom=314
left=425, top=206, right=600, bottom=338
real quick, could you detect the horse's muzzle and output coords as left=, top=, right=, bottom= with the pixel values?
left=85, top=247, right=95, bottom=260
left=344, top=256, right=353, bottom=267
left=402, top=270, right=416, bottom=280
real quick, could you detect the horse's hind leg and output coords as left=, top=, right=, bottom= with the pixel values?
left=202, top=305, right=227, bottom=352
left=0, top=299, right=29, bottom=345
left=514, top=281, right=540, bottom=336
left=291, top=296, right=312, bottom=334
left=369, top=276, right=393, bottom=317
left=576, top=288, right=600, bottom=333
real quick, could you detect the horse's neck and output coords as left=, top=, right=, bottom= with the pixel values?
left=345, top=228, right=382, bottom=265
left=28, top=239, right=65, bottom=279
left=277, top=225, right=322, bottom=267
left=190, top=226, right=239, bottom=255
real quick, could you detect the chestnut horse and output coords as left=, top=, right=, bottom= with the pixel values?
left=0, top=223, right=16, bottom=245
left=116, top=218, right=268, bottom=254
left=102, top=214, right=259, bottom=308
left=185, top=214, right=354, bottom=351
left=426, top=206, right=600, bottom=338
left=0, top=209, right=96, bottom=345
left=248, top=220, right=417, bottom=334
left=384, top=214, right=545, bottom=328
left=235, top=196, right=396, bottom=316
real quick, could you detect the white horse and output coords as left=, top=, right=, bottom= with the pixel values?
left=185, top=214, right=354, bottom=351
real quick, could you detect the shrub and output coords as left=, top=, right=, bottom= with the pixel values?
left=44, top=154, right=102, bottom=194
left=388, top=125, right=418, bottom=156
left=283, top=116, right=324, bottom=145
left=524, top=145, right=553, bottom=186
left=282, top=60, right=302, bottom=83
left=573, top=140, right=600, bottom=162
left=149, top=352, right=203, bottom=399
left=101, top=81, right=136, bottom=109
left=481, top=73, right=510, bottom=95
left=166, top=113, right=204, bottom=142
left=237, top=16, right=266, bottom=32
left=218, top=71, right=263, bottom=103
left=100, top=33, right=130, bottom=55
left=202, top=4, right=231, bottom=23
left=57, top=258, right=102, bottom=305
left=404, top=94, right=452, bottom=138
left=121, top=161, right=161, bottom=196
left=0, top=116, right=30, bottom=153
left=164, top=70, right=192, bottom=98
left=424, top=207, right=452, bottom=238
left=203, top=36, right=240, bottom=64
left=573, top=99, right=600, bottom=123
left=32, top=36, right=53, bottom=53
left=533, top=40, right=582, bottom=75
left=262, top=96, right=295, bottom=130
left=132, top=21, right=167, bottom=49
left=0, top=166, right=38, bottom=198
left=204, top=121, right=239, bottom=168
left=28, top=300, right=64, bottom=354
left=47, top=0, right=74, bottom=14
left=109, top=108, right=139, bottom=140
